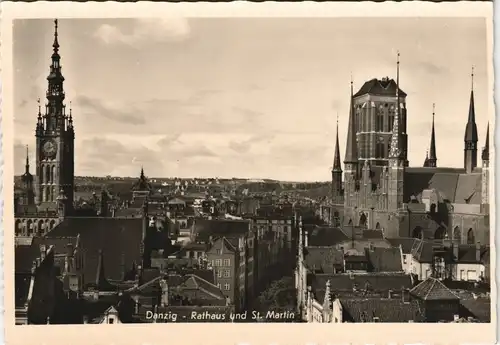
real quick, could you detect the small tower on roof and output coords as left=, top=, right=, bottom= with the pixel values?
left=464, top=66, right=479, bottom=174
left=427, top=103, right=437, bottom=168
left=331, top=112, right=343, bottom=203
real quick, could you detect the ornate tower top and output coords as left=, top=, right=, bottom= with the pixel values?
left=482, top=122, right=490, bottom=162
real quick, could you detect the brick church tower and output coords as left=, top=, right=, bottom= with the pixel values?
left=34, top=19, right=75, bottom=214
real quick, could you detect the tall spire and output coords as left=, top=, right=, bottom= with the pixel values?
left=333, top=112, right=342, bottom=171
left=427, top=103, right=437, bottom=167
left=464, top=66, right=478, bottom=173
left=482, top=122, right=489, bottom=162
left=389, top=51, right=403, bottom=160
left=344, top=74, right=358, bottom=164
left=464, top=66, right=478, bottom=142
left=45, top=18, right=66, bottom=131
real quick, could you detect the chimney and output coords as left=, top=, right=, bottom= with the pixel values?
left=475, top=241, right=481, bottom=262
left=304, top=230, right=309, bottom=248
left=369, top=242, right=374, bottom=251
left=159, top=279, right=169, bottom=307
left=388, top=289, right=393, bottom=299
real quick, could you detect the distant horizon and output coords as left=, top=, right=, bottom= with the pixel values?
left=14, top=18, right=489, bottom=181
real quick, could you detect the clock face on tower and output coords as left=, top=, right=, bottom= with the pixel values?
left=43, top=140, right=57, bottom=158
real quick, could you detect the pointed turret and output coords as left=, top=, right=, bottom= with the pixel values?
left=427, top=103, right=437, bottom=167
left=344, top=78, right=358, bottom=165
left=464, top=67, right=478, bottom=173
left=95, top=249, right=115, bottom=291
left=423, top=150, right=429, bottom=167
left=331, top=114, right=343, bottom=202
left=333, top=114, right=342, bottom=172
left=482, top=122, right=489, bottom=162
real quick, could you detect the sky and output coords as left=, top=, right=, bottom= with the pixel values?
left=13, top=17, right=490, bottom=181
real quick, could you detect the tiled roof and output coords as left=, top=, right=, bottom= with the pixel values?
left=341, top=298, right=424, bottom=323
left=365, top=247, right=403, bottom=272
left=193, top=219, right=250, bottom=242
left=460, top=298, right=491, bottom=322
left=181, top=274, right=226, bottom=300
left=308, top=227, right=349, bottom=246
left=386, top=238, right=417, bottom=254
left=312, top=273, right=413, bottom=294
left=410, top=277, right=459, bottom=301
left=454, top=244, right=489, bottom=264
left=46, top=217, right=144, bottom=286
left=15, top=236, right=79, bottom=274
left=362, top=230, right=384, bottom=240
left=403, top=168, right=482, bottom=205
left=304, top=247, right=344, bottom=273
left=353, top=78, right=407, bottom=98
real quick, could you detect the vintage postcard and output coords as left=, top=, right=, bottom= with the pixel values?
left=1, top=1, right=496, bottom=344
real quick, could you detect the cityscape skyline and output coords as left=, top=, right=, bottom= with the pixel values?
left=14, top=17, right=489, bottom=181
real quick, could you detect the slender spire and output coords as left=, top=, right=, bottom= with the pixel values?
left=465, top=66, right=478, bottom=142
left=140, top=166, right=145, bottom=179
left=389, top=51, right=403, bottom=160
left=344, top=75, right=358, bottom=164
left=482, top=122, right=490, bottom=161
left=53, top=19, right=59, bottom=52
left=333, top=112, right=342, bottom=171
left=427, top=103, right=437, bottom=167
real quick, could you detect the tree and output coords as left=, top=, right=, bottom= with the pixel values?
left=257, top=276, right=298, bottom=322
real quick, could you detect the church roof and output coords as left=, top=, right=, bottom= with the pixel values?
left=403, top=167, right=482, bottom=205
left=45, top=217, right=144, bottom=286
left=353, top=77, right=407, bottom=98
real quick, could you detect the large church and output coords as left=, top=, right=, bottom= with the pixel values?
left=321, top=54, right=490, bottom=246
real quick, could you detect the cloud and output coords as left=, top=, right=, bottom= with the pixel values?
left=94, top=18, right=191, bottom=46
left=75, top=95, right=146, bottom=125
left=229, top=133, right=275, bottom=154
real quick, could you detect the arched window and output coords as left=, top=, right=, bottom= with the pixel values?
left=44, top=165, right=50, bottom=184
left=27, top=220, right=33, bottom=236
left=376, top=143, right=385, bottom=158
left=388, top=108, right=395, bottom=132
left=359, top=213, right=367, bottom=229
left=434, top=226, right=446, bottom=240
left=412, top=226, right=423, bottom=239
left=15, top=220, right=21, bottom=236
left=453, top=226, right=461, bottom=243
left=375, top=222, right=381, bottom=230
left=50, top=220, right=56, bottom=230
left=51, top=166, right=56, bottom=184
left=38, top=220, right=45, bottom=235
left=467, top=228, right=475, bottom=244
left=376, top=111, right=384, bottom=132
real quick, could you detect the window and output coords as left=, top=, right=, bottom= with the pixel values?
left=224, top=283, right=230, bottom=291
left=373, top=317, right=380, bottom=322
left=376, top=142, right=385, bottom=158
left=108, top=317, right=114, bottom=324
left=460, top=270, right=465, bottom=280
left=223, top=258, right=230, bottom=266
left=215, top=259, right=221, bottom=266
left=217, top=283, right=221, bottom=289
left=402, top=254, right=407, bottom=264
left=284, top=226, right=288, bottom=233
left=224, top=270, right=230, bottom=278
left=388, top=109, right=395, bottom=132
left=217, top=269, right=223, bottom=278
left=376, top=111, right=384, bottom=131
left=216, top=249, right=221, bottom=255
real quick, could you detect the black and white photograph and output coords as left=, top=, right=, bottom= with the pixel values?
left=8, top=9, right=494, bottom=330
